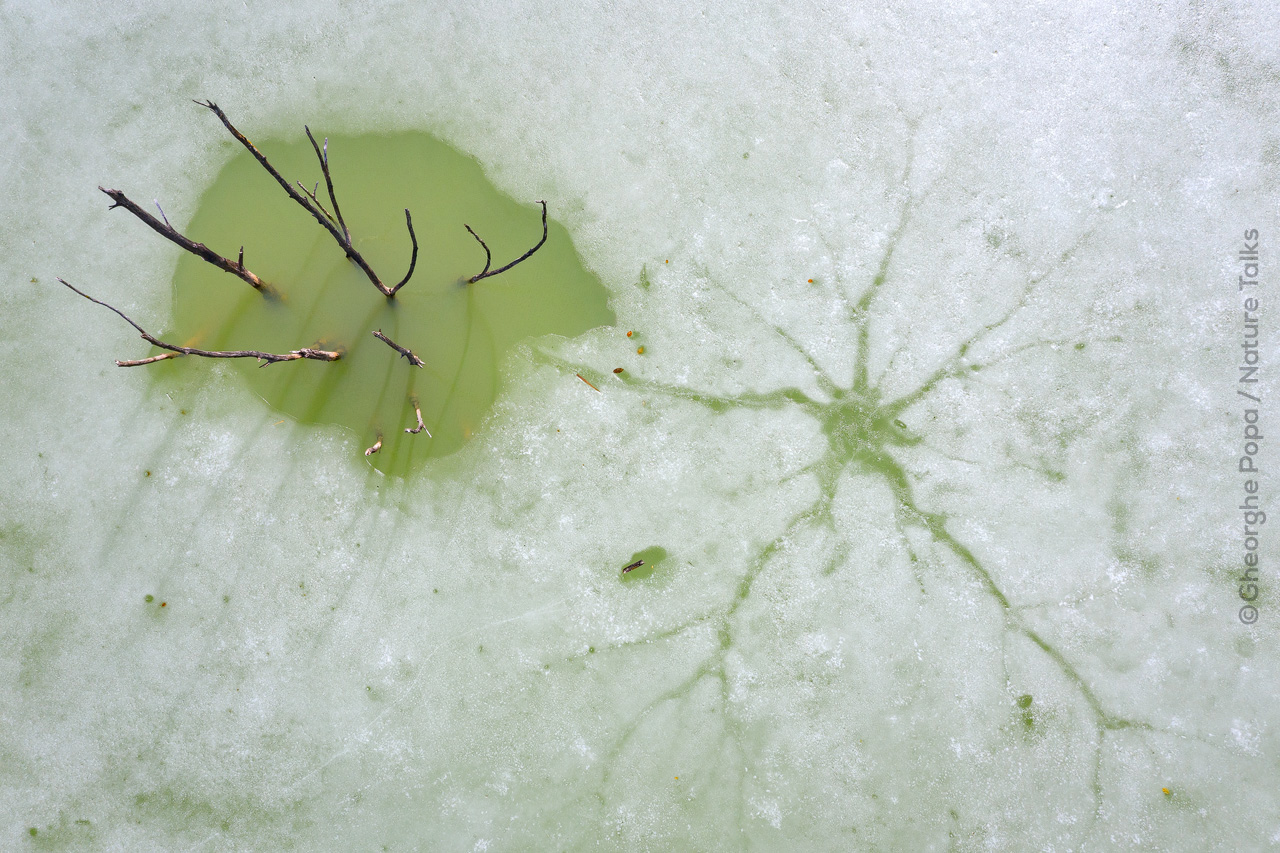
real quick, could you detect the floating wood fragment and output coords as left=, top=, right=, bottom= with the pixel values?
left=622, top=560, right=644, bottom=573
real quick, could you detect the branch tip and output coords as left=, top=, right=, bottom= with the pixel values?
left=467, top=200, right=548, bottom=284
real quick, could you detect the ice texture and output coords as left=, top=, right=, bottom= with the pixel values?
left=1, top=0, right=1278, bottom=849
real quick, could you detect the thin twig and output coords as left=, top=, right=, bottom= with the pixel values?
left=296, top=180, right=337, bottom=224
left=101, top=187, right=273, bottom=296
left=194, top=100, right=394, bottom=297
left=464, top=224, right=491, bottom=279
left=406, top=396, right=431, bottom=436
left=365, top=433, right=383, bottom=456
left=372, top=329, right=425, bottom=367
left=117, top=352, right=182, bottom=366
left=305, top=127, right=350, bottom=242
left=59, top=279, right=341, bottom=366
left=466, top=200, right=548, bottom=284
left=389, top=209, right=417, bottom=295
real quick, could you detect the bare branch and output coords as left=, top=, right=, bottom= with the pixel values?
left=406, top=396, right=431, bottom=436
left=59, top=279, right=342, bottom=366
left=466, top=200, right=548, bottom=284
left=296, top=179, right=337, bottom=224
left=100, top=187, right=273, bottom=296
left=464, top=224, right=491, bottom=279
left=117, top=352, right=182, bottom=367
left=193, top=100, right=394, bottom=297
left=389, top=209, right=418, bottom=296
left=372, top=329, right=425, bottom=367
left=305, top=126, right=350, bottom=243
left=365, top=433, right=383, bottom=456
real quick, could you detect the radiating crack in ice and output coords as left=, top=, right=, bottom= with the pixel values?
left=528, top=154, right=1216, bottom=839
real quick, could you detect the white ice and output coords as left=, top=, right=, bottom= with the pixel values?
left=0, top=0, right=1277, bottom=849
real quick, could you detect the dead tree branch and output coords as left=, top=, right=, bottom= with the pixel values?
left=305, top=127, right=351, bottom=243
left=466, top=200, right=548, bottom=284
left=194, top=100, right=412, bottom=298
left=297, top=180, right=337, bottom=224
left=372, top=329, right=425, bottom=367
left=100, top=187, right=274, bottom=296
left=60, top=279, right=342, bottom=366
left=118, top=352, right=183, bottom=367
left=406, top=396, right=431, bottom=436
left=390, top=210, right=418, bottom=295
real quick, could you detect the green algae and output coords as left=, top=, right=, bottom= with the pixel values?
left=161, top=130, right=613, bottom=475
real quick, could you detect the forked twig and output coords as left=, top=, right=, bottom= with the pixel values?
left=305, top=127, right=350, bottom=242
left=406, top=396, right=431, bottom=436
left=297, top=180, right=337, bottom=224
left=372, top=329, right=425, bottom=367
left=194, top=100, right=412, bottom=298
left=60, top=279, right=341, bottom=366
left=466, top=200, right=548, bottom=284
left=100, top=187, right=274, bottom=296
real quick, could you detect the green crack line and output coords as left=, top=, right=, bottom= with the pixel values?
left=531, top=178, right=1194, bottom=841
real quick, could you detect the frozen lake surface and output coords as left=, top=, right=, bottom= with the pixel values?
left=1, top=1, right=1277, bottom=849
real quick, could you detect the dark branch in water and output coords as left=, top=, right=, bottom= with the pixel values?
left=464, top=225, right=491, bottom=279
left=372, top=329, right=425, bottom=367
left=305, top=126, right=351, bottom=243
left=100, top=187, right=274, bottom=296
left=390, top=209, right=418, bottom=296
left=59, top=278, right=342, bottom=366
left=466, top=200, right=548, bottom=284
left=406, top=396, right=431, bottom=436
left=193, top=100, right=403, bottom=298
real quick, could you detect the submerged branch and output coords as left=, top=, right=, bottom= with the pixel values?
left=365, top=432, right=383, bottom=457
left=406, top=396, right=431, bottom=436
left=466, top=200, right=548, bottom=284
left=389, top=209, right=418, bottom=296
left=100, top=187, right=273, bottom=296
left=372, top=329, right=425, bottom=367
left=59, top=279, right=342, bottom=366
left=194, top=100, right=396, bottom=298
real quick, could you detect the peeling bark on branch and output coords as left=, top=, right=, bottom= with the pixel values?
left=466, top=200, right=548, bottom=284
left=100, top=187, right=274, bottom=296
left=59, top=279, right=342, bottom=366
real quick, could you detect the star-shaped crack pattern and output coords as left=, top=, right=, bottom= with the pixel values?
left=530, top=147, right=1216, bottom=843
